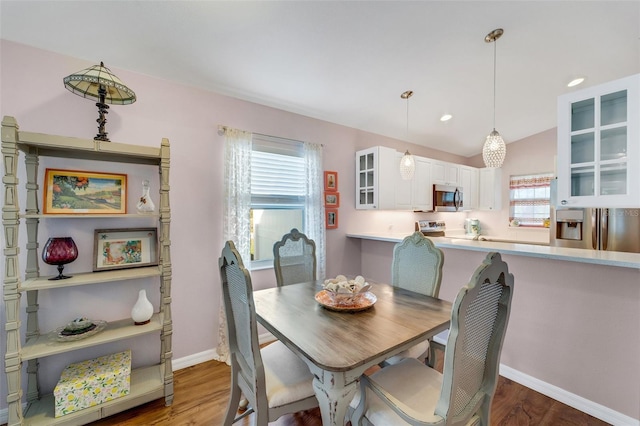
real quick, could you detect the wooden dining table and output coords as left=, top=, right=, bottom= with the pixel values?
left=253, top=280, right=452, bottom=426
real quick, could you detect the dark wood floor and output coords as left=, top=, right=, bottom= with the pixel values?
left=86, top=348, right=610, bottom=426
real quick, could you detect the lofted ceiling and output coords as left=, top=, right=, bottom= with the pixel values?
left=1, top=1, right=639, bottom=157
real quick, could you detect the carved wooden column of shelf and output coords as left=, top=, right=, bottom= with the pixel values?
left=24, top=148, right=40, bottom=279
left=24, top=147, right=42, bottom=403
left=158, top=137, right=174, bottom=405
left=2, top=116, right=24, bottom=425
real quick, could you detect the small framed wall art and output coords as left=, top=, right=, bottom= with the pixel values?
left=43, top=169, right=127, bottom=214
left=93, top=228, right=158, bottom=272
left=324, top=192, right=340, bottom=207
left=324, top=171, right=338, bottom=192
left=325, top=208, right=338, bottom=229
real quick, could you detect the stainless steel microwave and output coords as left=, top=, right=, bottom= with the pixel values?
left=433, top=184, right=463, bottom=212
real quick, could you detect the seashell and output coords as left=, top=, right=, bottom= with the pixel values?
left=324, top=275, right=371, bottom=296
left=358, top=283, right=371, bottom=293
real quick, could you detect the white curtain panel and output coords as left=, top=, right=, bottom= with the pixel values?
left=215, top=127, right=252, bottom=364
left=214, top=131, right=325, bottom=364
left=304, top=142, right=326, bottom=280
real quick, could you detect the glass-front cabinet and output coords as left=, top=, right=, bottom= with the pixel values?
left=355, top=146, right=397, bottom=209
left=356, top=148, right=376, bottom=209
left=557, top=74, right=639, bottom=207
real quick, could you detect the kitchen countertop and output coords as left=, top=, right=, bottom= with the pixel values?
left=346, top=232, right=640, bottom=269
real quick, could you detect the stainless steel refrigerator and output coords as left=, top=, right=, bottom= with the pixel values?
left=550, top=207, right=640, bottom=253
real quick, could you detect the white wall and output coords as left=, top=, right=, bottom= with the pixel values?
left=0, top=40, right=470, bottom=411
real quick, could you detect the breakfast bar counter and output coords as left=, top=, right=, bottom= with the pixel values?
left=346, top=232, right=640, bottom=269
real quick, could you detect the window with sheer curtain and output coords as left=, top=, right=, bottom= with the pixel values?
left=217, top=128, right=325, bottom=364
left=250, top=135, right=319, bottom=269
left=509, top=173, right=554, bottom=227
left=222, top=129, right=325, bottom=275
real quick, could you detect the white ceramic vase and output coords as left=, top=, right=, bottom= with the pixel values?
left=131, top=289, right=153, bottom=325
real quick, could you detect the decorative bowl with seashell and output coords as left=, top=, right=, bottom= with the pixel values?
left=322, top=275, right=371, bottom=306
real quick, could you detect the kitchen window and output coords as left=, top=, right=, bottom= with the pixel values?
left=509, top=173, right=554, bottom=227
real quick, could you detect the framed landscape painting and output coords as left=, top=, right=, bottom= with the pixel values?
left=43, top=169, right=127, bottom=214
left=93, top=228, right=158, bottom=272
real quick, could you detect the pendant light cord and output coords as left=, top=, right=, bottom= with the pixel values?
left=401, top=90, right=413, bottom=141
left=493, top=38, right=497, bottom=131
left=406, top=96, right=409, bottom=140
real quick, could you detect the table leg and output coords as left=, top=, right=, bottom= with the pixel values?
left=312, top=374, right=358, bottom=426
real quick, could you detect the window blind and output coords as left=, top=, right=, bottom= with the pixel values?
left=251, top=150, right=306, bottom=206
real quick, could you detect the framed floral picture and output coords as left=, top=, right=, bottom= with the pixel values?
left=324, top=171, right=338, bottom=192
left=43, top=169, right=127, bottom=214
left=93, top=228, right=158, bottom=272
left=324, top=192, right=340, bottom=207
left=325, top=208, right=338, bottom=229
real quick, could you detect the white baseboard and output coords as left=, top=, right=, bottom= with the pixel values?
left=499, top=364, right=639, bottom=426
left=171, top=348, right=220, bottom=371
left=258, top=332, right=277, bottom=346
left=170, top=332, right=276, bottom=371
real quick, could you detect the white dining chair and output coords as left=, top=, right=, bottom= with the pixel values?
left=219, top=240, right=318, bottom=425
left=351, top=251, right=514, bottom=426
left=383, top=231, right=444, bottom=366
left=273, top=228, right=317, bottom=286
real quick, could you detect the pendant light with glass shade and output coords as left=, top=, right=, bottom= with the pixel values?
left=399, top=90, right=416, bottom=180
left=482, top=28, right=506, bottom=168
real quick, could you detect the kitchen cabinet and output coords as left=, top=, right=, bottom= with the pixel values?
left=460, top=165, right=479, bottom=211
left=1, top=116, right=173, bottom=426
left=431, top=160, right=460, bottom=186
left=356, top=146, right=478, bottom=211
left=395, top=154, right=432, bottom=211
left=479, top=167, right=502, bottom=211
left=557, top=73, right=639, bottom=207
left=355, top=146, right=398, bottom=209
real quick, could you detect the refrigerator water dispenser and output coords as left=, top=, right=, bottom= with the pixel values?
left=555, top=209, right=584, bottom=241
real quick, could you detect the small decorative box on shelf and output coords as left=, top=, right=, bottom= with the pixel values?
left=54, top=350, right=132, bottom=417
